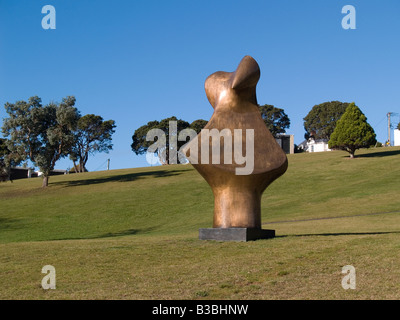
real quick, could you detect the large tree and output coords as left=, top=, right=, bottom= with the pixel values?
left=258, top=104, right=290, bottom=137
left=2, top=96, right=80, bottom=187
left=304, top=101, right=349, bottom=140
left=69, top=114, right=116, bottom=173
left=328, top=103, right=376, bottom=158
left=131, top=117, right=207, bottom=164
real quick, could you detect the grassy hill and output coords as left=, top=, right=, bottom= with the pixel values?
left=1, top=147, right=400, bottom=299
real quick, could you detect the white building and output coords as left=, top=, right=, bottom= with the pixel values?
left=37, top=169, right=68, bottom=176
left=298, top=138, right=331, bottom=153
left=307, top=139, right=331, bottom=153
left=394, top=129, right=400, bottom=146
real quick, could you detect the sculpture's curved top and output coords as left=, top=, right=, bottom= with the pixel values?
left=205, top=55, right=260, bottom=108
left=185, top=55, right=287, bottom=175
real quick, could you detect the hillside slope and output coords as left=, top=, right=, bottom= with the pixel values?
left=1, top=147, right=399, bottom=243
left=1, top=147, right=400, bottom=299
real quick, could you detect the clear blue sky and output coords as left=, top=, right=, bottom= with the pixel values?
left=1, top=0, right=399, bottom=171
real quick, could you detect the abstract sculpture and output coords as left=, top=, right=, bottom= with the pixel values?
left=183, top=56, right=288, bottom=241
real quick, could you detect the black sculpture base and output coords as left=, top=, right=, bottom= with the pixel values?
left=199, top=228, right=275, bottom=242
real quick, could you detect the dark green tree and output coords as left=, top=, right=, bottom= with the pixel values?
left=304, top=101, right=349, bottom=140
left=397, top=122, right=400, bottom=130
left=69, top=114, right=116, bottom=173
left=0, top=138, right=10, bottom=181
left=131, top=116, right=206, bottom=164
left=2, top=96, right=80, bottom=187
left=258, top=104, right=290, bottom=137
left=0, top=138, right=7, bottom=156
left=189, top=119, right=208, bottom=134
left=0, top=138, right=24, bottom=182
left=131, top=120, right=160, bottom=157
left=328, top=103, right=377, bottom=158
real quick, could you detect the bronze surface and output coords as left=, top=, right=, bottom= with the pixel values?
left=183, top=56, right=288, bottom=229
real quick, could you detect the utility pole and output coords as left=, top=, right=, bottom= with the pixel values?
left=387, top=112, right=400, bottom=146
left=107, top=159, right=110, bottom=171
left=388, top=112, right=391, bottom=146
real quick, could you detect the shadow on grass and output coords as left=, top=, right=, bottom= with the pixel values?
left=349, top=149, right=400, bottom=158
left=50, top=226, right=159, bottom=241
left=0, top=218, right=22, bottom=231
left=93, top=227, right=158, bottom=239
left=277, top=231, right=400, bottom=238
left=52, top=169, right=188, bottom=187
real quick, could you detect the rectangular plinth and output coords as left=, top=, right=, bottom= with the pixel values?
left=199, top=228, right=275, bottom=242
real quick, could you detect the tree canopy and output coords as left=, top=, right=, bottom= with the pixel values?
left=2, top=96, right=80, bottom=187
left=131, top=117, right=207, bottom=164
left=303, top=101, right=349, bottom=140
left=69, top=114, right=116, bottom=173
left=189, top=119, right=208, bottom=134
left=0, top=138, right=9, bottom=163
left=258, top=104, right=290, bottom=137
left=328, top=102, right=376, bottom=158
left=0, top=138, right=10, bottom=181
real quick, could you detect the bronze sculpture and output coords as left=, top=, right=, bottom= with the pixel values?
left=183, top=56, right=288, bottom=241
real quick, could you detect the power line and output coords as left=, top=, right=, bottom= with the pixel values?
left=92, top=159, right=109, bottom=172
left=373, top=116, right=387, bottom=129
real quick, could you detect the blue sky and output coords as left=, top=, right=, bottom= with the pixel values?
left=1, top=0, right=399, bottom=171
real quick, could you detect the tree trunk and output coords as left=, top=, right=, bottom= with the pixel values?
left=42, top=175, right=49, bottom=188
left=158, top=148, right=169, bottom=165
left=73, top=160, right=78, bottom=173
left=349, top=152, right=355, bottom=159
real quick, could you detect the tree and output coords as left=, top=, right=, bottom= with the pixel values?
left=328, top=103, right=376, bottom=158
left=189, top=119, right=208, bottom=134
left=131, top=117, right=207, bottom=164
left=397, top=123, right=400, bottom=130
left=131, top=116, right=189, bottom=164
left=258, top=104, right=290, bottom=137
left=0, top=138, right=24, bottom=182
left=2, top=96, right=80, bottom=187
left=0, top=138, right=10, bottom=181
left=69, top=114, right=116, bottom=173
left=304, top=101, right=349, bottom=140
left=0, top=138, right=7, bottom=156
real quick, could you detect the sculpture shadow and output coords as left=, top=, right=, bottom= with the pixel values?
left=276, top=231, right=400, bottom=238
left=95, top=227, right=156, bottom=239
left=49, top=226, right=159, bottom=241
left=0, top=217, right=21, bottom=231
left=52, top=169, right=188, bottom=187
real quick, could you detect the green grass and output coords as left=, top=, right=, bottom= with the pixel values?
left=1, top=147, right=400, bottom=299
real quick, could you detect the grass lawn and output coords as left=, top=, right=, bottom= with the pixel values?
left=1, top=147, right=400, bottom=299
